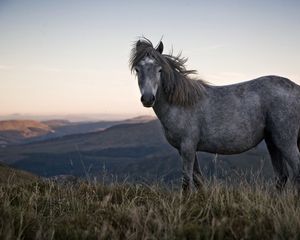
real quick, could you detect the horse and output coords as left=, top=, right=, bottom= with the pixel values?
left=129, top=38, right=300, bottom=192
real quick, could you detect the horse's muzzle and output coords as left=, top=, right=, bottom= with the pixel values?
left=141, top=94, right=155, bottom=107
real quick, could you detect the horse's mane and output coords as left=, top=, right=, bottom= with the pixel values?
left=130, top=38, right=207, bottom=106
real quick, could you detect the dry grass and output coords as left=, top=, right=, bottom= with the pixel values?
left=0, top=178, right=300, bottom=240
left=0, top=163, right=38, bottom=185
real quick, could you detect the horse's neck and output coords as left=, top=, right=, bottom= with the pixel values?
left=152, top=87, right=173, bottom=123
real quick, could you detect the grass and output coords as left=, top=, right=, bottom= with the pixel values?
left=0, top=163, right=38, bottom=184
left=1, top=175, right=300, bottom=240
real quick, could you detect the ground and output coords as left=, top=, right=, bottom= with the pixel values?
left=0, top=173, right=300, bottom=240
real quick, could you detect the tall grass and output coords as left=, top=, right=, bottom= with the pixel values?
left=0, top=178, right=300, bottom=240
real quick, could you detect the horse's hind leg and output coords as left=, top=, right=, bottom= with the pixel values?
left=269, top=134, right=300, bottom=192
left=193, top=154, right=204, bottom=189
left=265, top=137, right=289, bottom=191
left=282, top=149, right=300, bottom=192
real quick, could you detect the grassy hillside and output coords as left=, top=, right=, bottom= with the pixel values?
left=0, top=162, right=38, bottom=184
left=0, top=179, right=300, bottom=239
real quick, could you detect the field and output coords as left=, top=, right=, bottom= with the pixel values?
left=1, top=173, right=300, bottom=240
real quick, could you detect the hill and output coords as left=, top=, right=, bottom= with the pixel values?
left=0, top=162, right=38, bottom=184
left=37, top=116, right=155, bottom=141
left=0, top=119, right=273, bottom=183
left=0, top=120, right=53, bottom=146
left=0, top=180, right=299, bottom=239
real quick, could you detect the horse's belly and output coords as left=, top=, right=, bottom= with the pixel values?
left=197, top=126, right=265, bottom=154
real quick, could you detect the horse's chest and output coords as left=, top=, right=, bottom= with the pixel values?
left=162, top=126, right=183, bottom=149
left=160, top=117, right=197, bottom=149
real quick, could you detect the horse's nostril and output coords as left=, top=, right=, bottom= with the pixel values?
left=151, top=95, right=156, bottom=102
left=141, top=95, right=145, bottom=103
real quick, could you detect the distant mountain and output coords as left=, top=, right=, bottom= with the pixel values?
left=0, top=116, right=155, bottom=147
left=0, top=119, right=273, bottom=183
left=0, top=120, right=53, bottom=146
left=0, top=120, right=52, bottom=134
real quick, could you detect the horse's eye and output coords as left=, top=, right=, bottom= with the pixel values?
left=135, top=68, right=139, bottom=73
left=158, top=69, right=162, bottom=73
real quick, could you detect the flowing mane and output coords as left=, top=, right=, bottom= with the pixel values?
left=130, top=38, right=207, bottom=106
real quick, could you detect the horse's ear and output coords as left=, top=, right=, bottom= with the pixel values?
left=136, top=40, right=142, bottom=48
left=156, top=41, right=164, bottom=54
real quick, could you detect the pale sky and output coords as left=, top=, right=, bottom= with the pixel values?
left=0, top=0, right=300, bottom=117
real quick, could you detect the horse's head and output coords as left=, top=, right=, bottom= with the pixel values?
left=133, top=40, right=164, bottom=107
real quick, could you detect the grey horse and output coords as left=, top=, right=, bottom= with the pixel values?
left=130, top=38, right=300, bottom=192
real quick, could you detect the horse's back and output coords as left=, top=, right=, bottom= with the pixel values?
left=220, top=75, right=300, bottom=95
left=252, top=75, right=300, bottom=96
left=217, top=75, right=300, bottom=108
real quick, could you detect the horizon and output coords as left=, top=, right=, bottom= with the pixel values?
left=0, top=112, right=155, bottom=122
left=1, top=1, right=300, bottom=115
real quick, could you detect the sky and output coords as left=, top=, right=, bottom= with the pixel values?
left=0, top=0, right=300, bottom=118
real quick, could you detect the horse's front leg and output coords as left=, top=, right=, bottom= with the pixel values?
left=180, top=140, right=196, bottom=193
left=193, top=154, right=204, bottom=190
